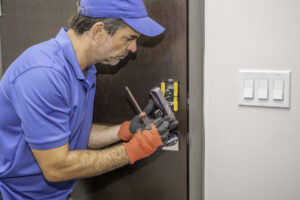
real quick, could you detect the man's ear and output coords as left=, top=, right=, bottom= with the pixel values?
left=91, top=22, right=106, bottom=42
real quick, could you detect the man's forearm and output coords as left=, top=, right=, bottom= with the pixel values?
left=46, top=144, right=129, bottom=182
left=88, top=124, right=121, bottom=148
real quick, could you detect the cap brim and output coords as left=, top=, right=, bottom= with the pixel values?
left=122, top=16, right=165, bottom=37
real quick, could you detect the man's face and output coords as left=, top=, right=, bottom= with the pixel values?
left=96, top=25, right=140, bottom=66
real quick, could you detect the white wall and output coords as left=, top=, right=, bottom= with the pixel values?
left=205, top=0, right=300, bottom=200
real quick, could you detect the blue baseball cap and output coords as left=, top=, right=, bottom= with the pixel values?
left=79, top=0, right=165, bottom=37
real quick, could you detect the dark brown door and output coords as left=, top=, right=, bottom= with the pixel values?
left=0, top=1, right=188, bottom=200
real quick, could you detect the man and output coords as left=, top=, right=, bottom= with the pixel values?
left=0, top=0, right=178, bottom=199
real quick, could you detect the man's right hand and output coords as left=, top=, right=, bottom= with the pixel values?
left=123, top=117, right=171, bottom=164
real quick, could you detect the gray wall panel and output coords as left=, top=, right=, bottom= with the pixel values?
left=189, top=0, right=205, bottom=199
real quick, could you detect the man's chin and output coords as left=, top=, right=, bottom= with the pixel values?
left=99, top=59, right=120, bottom=66
left=108, top=60, right=120, bottom=66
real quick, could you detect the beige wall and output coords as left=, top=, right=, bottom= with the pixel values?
left=205, top=0, right=300, bottom=199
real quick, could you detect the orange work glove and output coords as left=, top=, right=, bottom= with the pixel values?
left=118, top=99, right=155, bottom=141
left=123, top=124, right=163, bottom=164
left=118, top=121, right=132, bottom=141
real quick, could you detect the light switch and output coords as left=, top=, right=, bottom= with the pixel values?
left=273, top=80, right=284, bottom=101
left=258, top=79, right=268, bottom=100
left=244, top=79, right=254, bottom=99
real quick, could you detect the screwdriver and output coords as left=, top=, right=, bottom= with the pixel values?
left=125, top=86, right=150, bottom=127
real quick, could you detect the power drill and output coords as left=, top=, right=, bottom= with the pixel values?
left=150, top=87, right=179, bottom=146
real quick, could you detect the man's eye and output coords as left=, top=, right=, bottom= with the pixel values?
left=126, top=38, right=134, bottom=41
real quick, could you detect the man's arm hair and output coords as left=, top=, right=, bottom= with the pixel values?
left=31, top=143, right=129, bottom=182
left=88, top=124, right=121, bottom=149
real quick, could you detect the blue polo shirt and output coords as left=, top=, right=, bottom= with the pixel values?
left=0, top=28, right=97, bottom=199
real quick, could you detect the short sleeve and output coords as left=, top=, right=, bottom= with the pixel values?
left=10, top=67, right=71, bottom=150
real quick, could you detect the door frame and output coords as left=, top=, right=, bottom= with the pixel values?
left=188, top=0, right=205, bottom=199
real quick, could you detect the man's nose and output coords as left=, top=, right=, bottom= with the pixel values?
left=127, top=40, right=137, bottom=53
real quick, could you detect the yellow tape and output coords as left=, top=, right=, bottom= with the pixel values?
left=174, top=97, right=178, bottom=112
left=174, top=81, right=178, bottom=97
left=161, top=81, right=166, bottom=96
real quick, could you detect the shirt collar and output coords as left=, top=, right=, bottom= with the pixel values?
left=55, top=28, right=96, bottom=80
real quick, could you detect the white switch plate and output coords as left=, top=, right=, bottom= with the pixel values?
left=238, top=70, right=291, bottom=108
left=162, top=139, right=179, bottom=151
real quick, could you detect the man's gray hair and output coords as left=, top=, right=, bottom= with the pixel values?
left=69, top=13, right=127, bottom=35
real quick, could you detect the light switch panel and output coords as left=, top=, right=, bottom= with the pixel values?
left=238, top=70, right=291, bottom=108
